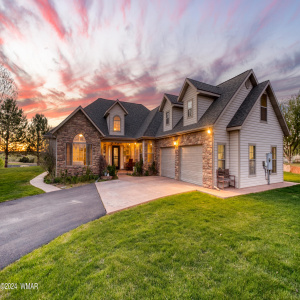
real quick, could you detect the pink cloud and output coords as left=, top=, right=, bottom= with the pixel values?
left=34, top=0, right=67, bottom=39
left=75, top=0, right=90, bottom=36
left=121, top=0, right=131, bottom=22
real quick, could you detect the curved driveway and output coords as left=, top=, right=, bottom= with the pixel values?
left=0, top=184, right=106, bottom=269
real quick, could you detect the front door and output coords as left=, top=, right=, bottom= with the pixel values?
left=112, top=146, right=120, bottom=169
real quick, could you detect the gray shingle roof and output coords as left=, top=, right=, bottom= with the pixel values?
left=187, top=78, right=221, bottom=95
left=165, top=93, right=182, bottom=105
left=227, top=81, right=269, bottom=128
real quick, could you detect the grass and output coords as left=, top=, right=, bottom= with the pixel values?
left=284, top=171, right=300, bottom=183
left=0, top=166, right=44, bottom=203
left=0, top=183, right=299, bottom=299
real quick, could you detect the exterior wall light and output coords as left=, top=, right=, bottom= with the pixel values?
left=207, top=129, right=211, bottom=134
left=79, top=134, right=83, bottom=137
left=173, top=141, right=177, bottom=146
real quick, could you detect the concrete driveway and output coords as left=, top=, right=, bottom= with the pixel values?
left=96, top=175, right=199, bottom=213
left=0, top=184, right=106, bottom=269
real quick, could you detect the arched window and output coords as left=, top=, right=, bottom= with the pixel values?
left=113, top=116, right=121, bottom=132
left=66, top=134, right=92, bottom=166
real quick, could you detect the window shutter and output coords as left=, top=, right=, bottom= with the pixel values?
left=66, top=143, right=73, bottom=165
left=87, top=144, right=92, bottom=166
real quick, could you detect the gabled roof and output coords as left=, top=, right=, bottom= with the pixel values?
left=158, top=93, right=182, bottom=112
left=227, top=81, right=290, bottom=136
left=48, top=106, right=105, bottom=136
left=103, top=99, right=129, bottom=117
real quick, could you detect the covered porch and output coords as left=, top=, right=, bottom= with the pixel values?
left=100, top=140, right=154, bottom=170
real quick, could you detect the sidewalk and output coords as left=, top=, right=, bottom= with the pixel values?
left=30, top=172, right=60, bottom=193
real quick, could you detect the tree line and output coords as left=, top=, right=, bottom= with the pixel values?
left=0, top=65, right=49, bottom=168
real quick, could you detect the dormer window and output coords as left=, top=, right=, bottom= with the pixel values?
left=166, top=111, right=170, bottom=125
left=113, top=116, right=121, bottom=132
left=187, top=100, right=193, bottom=118
left=261, top=94, right=267, bottom=121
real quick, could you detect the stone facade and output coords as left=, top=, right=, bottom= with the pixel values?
left=154, top=131, right=213, bottom=188
left=53, top=110, right=102, bottom=176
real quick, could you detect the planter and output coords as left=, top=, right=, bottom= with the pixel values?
left=101, top=175, right=112, bottom=180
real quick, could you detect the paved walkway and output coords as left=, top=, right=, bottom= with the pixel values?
left=30, top=171, right=60, bottom=192
left=96, top=175, right=299, bottom=213
left=0, top=184, right=106, bottom=269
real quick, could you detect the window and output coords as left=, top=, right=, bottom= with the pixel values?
left=261, top=94, right=267, bottom=121
left=66, top=134, right=92, bottom=166
left=147, top=142, right=154, bottom=164
left=187, top=100, right=193, bottom=118
left=271, top=146, right=277, bottom=173
left=113, top=116, right=121, bottom=132
left=166, top=111, right=170, bottom=125
left=249, top=145, right=256, bottom=175
left=217, top=145, right=225, bottom=169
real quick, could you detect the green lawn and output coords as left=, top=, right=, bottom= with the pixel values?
left=0, top=166, right=44, bottom=203
left=0, top=184, right=299, bottom=299
left=284, top=171, right=300, bottom=183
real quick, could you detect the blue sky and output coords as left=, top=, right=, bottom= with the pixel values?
left=0, top=0, right=300, bottom=125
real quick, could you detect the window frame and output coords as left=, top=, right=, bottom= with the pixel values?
left=217, top=144, right=226, bottom=170
left=113, top=115, right=121, bottom=132
left=248, top=144, right=256, bottom=176
left=187, top=100, right=193, bottom=118
left=271, top=146, right=277, bottom=174
left=260, top=94, right=267, bottom=122
left=166, top=111, right=170, bottom=126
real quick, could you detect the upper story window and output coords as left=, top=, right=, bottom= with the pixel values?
left=166, top=111, right=170, bottom=125
left=249, top=144, right=256, bottom=176
left=113, top=116, right=121, bottom=132
left=261, top=94, right=267, bottom=121
left=187, top=100, right=193, bottom=118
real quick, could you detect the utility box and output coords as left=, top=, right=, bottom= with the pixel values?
left=266, top=153, right=272, bottom=171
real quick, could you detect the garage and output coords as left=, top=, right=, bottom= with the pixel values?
left=180, top=145, right=203, bottom=185
left=161, top=147, right=175, bottom=179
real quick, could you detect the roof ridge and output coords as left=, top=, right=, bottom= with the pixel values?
left=217, top=69, right=252, bottom=87
left=187, top=78, right=219, bottom=89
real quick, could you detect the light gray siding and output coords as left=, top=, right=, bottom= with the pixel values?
left=182, top=85, right=197, bottom=126
left=163, top=100, right=172, bottom=132
left=229, top=130, right=240, bottom=188
left=172, top=107, right=183, bottom=127
left=161, top=147, right=176, bottom=178
left=108, top=104, right=125, bottom=135
left=197, top=95, right=213, bottom=121
left=239, top=94, right=283, bottom=188
left=213, top=79, right=253, bottom=186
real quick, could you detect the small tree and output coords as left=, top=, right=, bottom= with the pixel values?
left=0, top=99, right=27, bottom=168
left=281, top=92, right=300, bottom=163
left=26, top=113, right=49, bottom=165
left=41, top=146, right=56, bottom=179
left=0, top=64, right=18, bottom=104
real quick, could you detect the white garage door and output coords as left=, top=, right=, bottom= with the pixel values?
left=161, top=147, right=175, bottom=179
left=180, top=145, right=203, bottom=186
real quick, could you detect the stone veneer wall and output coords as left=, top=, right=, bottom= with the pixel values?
left=154, top=131, right=213, bottom=188
left=54, top=110, right=102, bottom=176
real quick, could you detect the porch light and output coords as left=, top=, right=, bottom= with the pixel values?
left=79, top=134, right=83, bottom=137
left=173, top=141, right=177, bottom=146
left=207, top=129, right=211, bottom=134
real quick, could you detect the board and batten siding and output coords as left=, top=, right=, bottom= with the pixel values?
left=173, top=107, right=183, bottom=128
left=183, top=85, right=197, bottom=126
left=197, top=95, right=213, bottom=121
left=229, top=130, right=240, bottom=188
left=108, top=104, right=125, bottom=135
left=163, top=99, right=172, bottom=131
left=213, top=80, right=253, bottom=187
left=239, top=94, right=283, bottom=188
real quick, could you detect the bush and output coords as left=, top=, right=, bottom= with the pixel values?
left=99, top=155, right=107, bottom=176
left=148, top=161, right=158, bottom=175
left=19, top=156, right=30, bottom=163
left=133, top=159, right=143, bottom=176
left=0, top=158, right=4, bottom=168
left=41, top=149, right=56, bottom=179
left=107, top=165, right=117, bottom=177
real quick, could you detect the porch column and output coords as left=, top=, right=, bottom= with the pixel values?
left=120, top=145, right=124, bottom=169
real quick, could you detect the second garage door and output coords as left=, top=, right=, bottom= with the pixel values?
left=161, top=147, right=175, bottom=179
left=180, top=145, right=203, bottom=186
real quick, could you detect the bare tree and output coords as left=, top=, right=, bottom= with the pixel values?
left=0, top=64, right=18, bottom=104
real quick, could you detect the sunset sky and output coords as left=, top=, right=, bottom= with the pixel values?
left=1, top=0, right=300, bottom=126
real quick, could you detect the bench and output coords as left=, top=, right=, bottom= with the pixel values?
left=216, top=169, right=235, bottom=190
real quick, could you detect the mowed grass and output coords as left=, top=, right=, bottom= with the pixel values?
left=0, top=184, right=300, bottom=299
left=284, top=171, right=300, bottom=183
left=0, top=166, right=44, bottom=203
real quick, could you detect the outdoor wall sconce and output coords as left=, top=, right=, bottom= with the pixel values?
left=173, top=141, right=177, bottom=146
left=207, top=129, right=211, bottom=134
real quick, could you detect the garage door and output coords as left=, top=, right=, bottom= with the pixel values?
left=161, top=147, right=175, bottom=179
left=180, top=145, right=203, bottom=185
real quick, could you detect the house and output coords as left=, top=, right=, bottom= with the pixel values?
left=45, top=69, right=289, bottom=189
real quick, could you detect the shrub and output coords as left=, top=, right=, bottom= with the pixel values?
left=99, top=155, right=107, bottom=176
left=41, top=149, right=56, bottom=179
left=19, top=156, right=30, bottom=163
left=148, top=161, right=158, bottom=175
left=107, top=165, right=117, bottom=177
left=134, top=159, right=143, bottom=176
left=0, top=158, right=4, bottom=168
left=145, top=170, right=149, bottom=176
